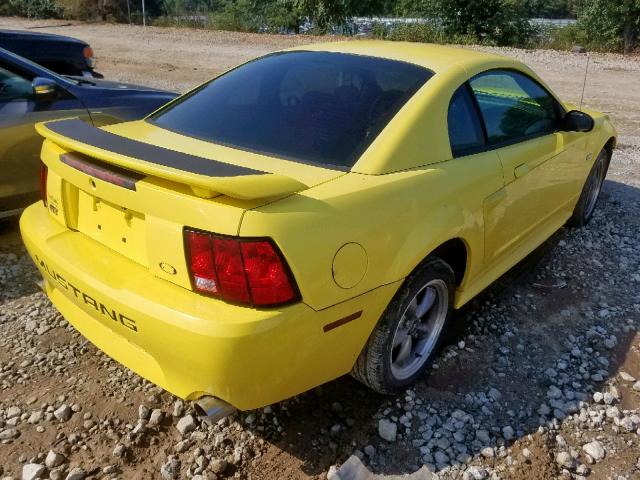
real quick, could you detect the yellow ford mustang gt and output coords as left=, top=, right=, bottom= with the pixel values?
left=20, top=41, right=616, bottom=413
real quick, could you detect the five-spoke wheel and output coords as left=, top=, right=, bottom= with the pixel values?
left=390, top=280, right=449, bottom=381
left=351, top=257, right=455, bottom=393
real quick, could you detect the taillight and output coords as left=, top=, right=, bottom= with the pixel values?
left=185, top=231, right=216, bottom=294
left=241, top=241, right=296, bottom=306
left=213, top=238, right=251, bottom=304
left=185, top=229, right=299, bottom=308
left=40, top=162, right=48, bottom=206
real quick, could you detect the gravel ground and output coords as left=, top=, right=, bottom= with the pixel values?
left=1, top=18, right=640, bottom=480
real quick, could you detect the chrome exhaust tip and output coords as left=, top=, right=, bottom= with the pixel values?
left=194, top=396, right=236, bottom=424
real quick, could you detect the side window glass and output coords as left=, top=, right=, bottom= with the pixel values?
left=469, top=70, right=559, bottom=144
left=448, top=84, right=485, bottom=157
left=0, top=66, right=32, bottom=102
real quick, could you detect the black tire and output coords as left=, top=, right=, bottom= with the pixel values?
left=351, top=257, right=455, bottom=394
left=566, top=148, right=609, bottom=228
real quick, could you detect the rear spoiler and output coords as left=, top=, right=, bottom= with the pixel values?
left=35, top=118, right=307, bottom=201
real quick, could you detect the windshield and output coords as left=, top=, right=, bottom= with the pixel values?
left=149, top=51, right=432, bottom=168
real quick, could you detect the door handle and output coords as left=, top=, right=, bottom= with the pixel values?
left=514, top=163, right=530, bottom=178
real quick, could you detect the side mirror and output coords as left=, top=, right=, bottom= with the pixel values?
left=562, top=110, right=594, bottom=133
left=32, top=77, right=57, bottom=101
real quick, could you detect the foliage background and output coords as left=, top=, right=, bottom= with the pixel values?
left=2, top=0, right=639, bottom=53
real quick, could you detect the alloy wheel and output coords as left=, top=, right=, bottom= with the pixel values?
left=584, top=154, right=606, bottom=219
left=390, top=279, right=449, bottom=381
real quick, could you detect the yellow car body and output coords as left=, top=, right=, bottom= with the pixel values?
left=20, top=41, right=616, bottom=410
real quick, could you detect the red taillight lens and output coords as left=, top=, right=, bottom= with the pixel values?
left=186, top=231, right=217, bottom=294
left=213, top=237, right=250, bottom=304
left=241, top=241, right=296, bottom=306
left=185, top=229, right=299, bottom=308
left=40, top=162, right=48, bottom=206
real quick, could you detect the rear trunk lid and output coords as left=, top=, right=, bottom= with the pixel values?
left=38, top=118, right=344, bottom=290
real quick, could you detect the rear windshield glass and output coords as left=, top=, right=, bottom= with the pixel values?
left=149, top=51, right=432, bottom=168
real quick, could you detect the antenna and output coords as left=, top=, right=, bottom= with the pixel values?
left=579, top=52, right=590, bottom=110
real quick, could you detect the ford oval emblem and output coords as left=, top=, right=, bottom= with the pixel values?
left=159, top=262, right=177, bottom=275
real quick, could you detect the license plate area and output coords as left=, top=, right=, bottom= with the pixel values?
left=77, top=190, right=147, bottom=267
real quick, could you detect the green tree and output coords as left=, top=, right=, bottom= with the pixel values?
left=286, top=0, right=347, bottom=33
left=392, top=0, right=438, bottom=16
left=578, top=0, right=640, bottom=52
left=283, top=0, right=386, bottom=33
left=263, top=1, right=305, bottom=33
left=159, top=0, right=226, bottom=26
left=211, top=0, right=263, bottom=32
left=516, top=0, right=573, bottom=18
left=435, top=0, right=534, bottom=45
left=8, top=0, right=60, bottom=18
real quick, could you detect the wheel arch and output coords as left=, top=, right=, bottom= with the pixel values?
left=604, top=136, right=616, bottom=166
left=429, top=237, right=469, bottom=287
left=589, top=110, right=617, bottom=166
left=384, top=234, right=473, bottom=313
left=395, top=236, right=472, bottom=293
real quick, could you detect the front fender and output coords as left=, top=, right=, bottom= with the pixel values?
left=586, top=113, right=617, bottom=161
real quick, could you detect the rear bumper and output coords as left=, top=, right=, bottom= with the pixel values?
left=20, top=203, right=398, bottom=410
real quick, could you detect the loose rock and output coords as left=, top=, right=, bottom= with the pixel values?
left=582, top=440, right=606, bottom=462
left=176, top=415, right=196, bottom=436
left=160, top=456, right=180, bottom=480
left=53, top=405, right=72, bottom=422
left=65, top=468, right=85, bottom=480
left=22, top=464, right=45, bottom=480
left=378, top=418, right=397, bottom=442
left=44, top=451, right=66, bottom=469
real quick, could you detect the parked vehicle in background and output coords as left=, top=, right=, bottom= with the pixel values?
left=0, top=48, right=178, bottom=219
left=20, top=41, right=616, bottom=416
left=0, top=28, right=102, bottom=78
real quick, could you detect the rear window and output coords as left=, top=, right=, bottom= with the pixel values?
left=149, top=51, right=432, bottom=169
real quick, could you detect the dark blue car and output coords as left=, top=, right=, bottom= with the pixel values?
left=0, top=28, right=101, bottom=78
left=0, top=47, right=178, bottom=218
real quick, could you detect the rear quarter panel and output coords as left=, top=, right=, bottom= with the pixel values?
left=240, top=153, right=503, bottom=311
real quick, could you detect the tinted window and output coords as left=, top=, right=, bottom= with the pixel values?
left=150, top=51, right=432, bottom=168
left=0, top=65, right=32, bottom=101
left=469, top=70, right=560, bottom=144
left=448, top=85, right=485, bottom=156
